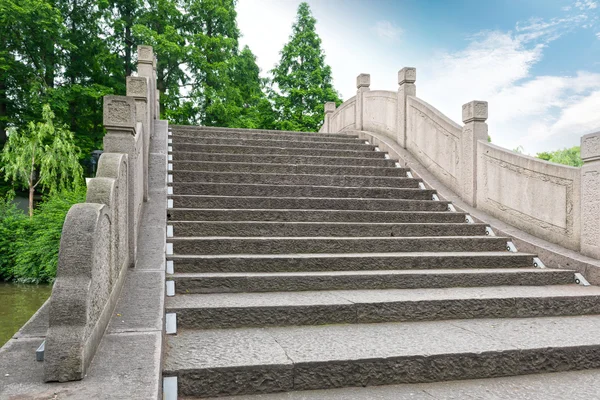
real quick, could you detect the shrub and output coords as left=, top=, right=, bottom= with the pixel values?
left=12, top=186, right=86, bottom=283
left=0, top=198, right=27, bottom=281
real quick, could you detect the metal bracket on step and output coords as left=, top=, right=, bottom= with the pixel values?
left=167, top=225, right=173, bottom=238
left=447, top=204, right=457, bottom=212
left=168, top=146, right=172, bottom=152
left=465, top=215, right=475, bottom=224
left=168, top=174, right=173, bottom=183
left=36, top=340, right=45, bottom=361
left=533, top=257, right=546, bottom=268
left=166, top=280, right=175, bottom=297
left=406, top=171, right=414, bottom=178
left=432, top=194, right=440, bottom=201
left=485, top=226, right=496, bottom=236
left=418, top=182, right=426, bottom=190
left=167, top=199, right=173, bottom=209
left=575, top=273, right=591, bottom=286
left=364, top=140, right=369, bottom=144
left=374, top=147, right=381, bottom=151
left=166, top=243, right=173, bottom=256
left=163, top=376, right=177, bottom=400
left=168, top=138, right=172, bottom=144
left=166, top=260, right=174, bottom=274
left=166, top=313, right=177, bottom=334
left=168, top=154, right=173, bottom=161
left=167, top=187, right=173, bottom=195
left=384, top=154, right=390, bottom=159
left=168, top=163, right=173, bottom=171
left=506, top=241, right=518, bottom=252
left=395, top=162, right=402, bottom=168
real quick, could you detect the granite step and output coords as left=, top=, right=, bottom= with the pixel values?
left=170, top=125, right=357, bottom=140
left=167, top=252, right=536, bottom=273
left=168, top=184, right=435, bottom=200
left=166, top=285, right=600, bottom=330
left=170, top=143, right=386, bottom=158
left=171, top=136, right=376, bottom=151
left=169, top=195, right=448, bottom=211
left=169, top=221, right=487, bottom=237
left=170, top=152, right=397, bottom=167
left=170, top=171, right=421, bottom=189
left=167, top=209, right=468, bottom=223
left=164, top=315, right=600, bottom=397
left=170, top=129, right=363, bottom=144
left=168, top=236, right=510, bottom=255
left=169, top=161, right=408, bottom=176
left=169, top=268, right=575, bottom=294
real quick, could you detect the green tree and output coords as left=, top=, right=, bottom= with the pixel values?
left=1, top=104, right=83, bottom=216
left=270, top=2, right=341, bottom=132
left=537, top=146, right=582, bottom=167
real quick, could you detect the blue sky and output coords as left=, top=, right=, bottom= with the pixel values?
left=237, top=0, right=600, bottom=154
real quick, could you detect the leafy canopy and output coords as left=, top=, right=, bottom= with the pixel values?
left=536, top=146, right=582, bottom=167
left=1, top=104, right=83, bottom=198
left=270, top=2, right=341, bottom=132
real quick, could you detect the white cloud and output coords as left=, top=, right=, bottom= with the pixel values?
left=596, top=31, right=600, bottom=38
left=373, top=21, right=403, bottom=41
left=575, top=0, right=597, bottom=10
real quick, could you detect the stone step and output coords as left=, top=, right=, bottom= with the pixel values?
left=167, top=209, right=468, bottom=223
left=169, top=195, right=449, bottom=211
left=171, top=129, right=363, bottom=144
left=170, top=170, right=420, bottom=188
left=168, top=236, right=510, bottom=255
left=171, top=135, right=375, bottom=151
left=170, top=152, right=397, bottom=167
left=169, top=268, right=575, bottom=294
left=169, top=183, right=435, bottom=200
left=169, top=160, right=408, bottom=177
left=169, top=221, right=487, bottom=237
left=164, top=314, right=600, bottom=397
left=166, top=285, right=600, bottom=330
left=170, top=143, right=385, bottom=158
left=170, top=125, right=357, bottom=140
left=167, top=252, right=535, bottom=273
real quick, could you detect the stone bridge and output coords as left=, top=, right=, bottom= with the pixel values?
left=3, top=46, right=600, bottom=399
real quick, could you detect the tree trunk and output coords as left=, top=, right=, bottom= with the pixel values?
left=0, top=79, right=7, bottom=146
left=28, top=185, right=34, bottom=218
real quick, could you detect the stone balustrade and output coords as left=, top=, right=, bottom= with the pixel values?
left=322, top=69, right=596, bottom=256
left=44, top=45, right=159, bottom=382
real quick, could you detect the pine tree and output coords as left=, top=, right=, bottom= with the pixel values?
left=271, top=2, right=341, bottom=132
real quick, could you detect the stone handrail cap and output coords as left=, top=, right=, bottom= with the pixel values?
left=398, top=67, right=416, bottom=85
left=324, top=102, right=336, bottom=113
left=462, top=100, right=488, bottom=123
left=581, top=131, right=600, bottom=161
left=103, top=95, right=136, bottom=132
left=356, top=73, right=370, bottom=89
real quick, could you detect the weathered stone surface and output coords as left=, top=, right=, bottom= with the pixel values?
left=461, top=100, right=488, bottom=123
left=103, top=95, right=136, bottom=132
left=171, top=128, right=361, bottom=143
left=172, top=135, right=376, bottom=150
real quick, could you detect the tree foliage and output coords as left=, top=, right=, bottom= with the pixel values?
left=536, top=146, right=583, bottom=167
left=270, top=2, right=342, bottom=132
left=1, top=104, right=83, bottom=216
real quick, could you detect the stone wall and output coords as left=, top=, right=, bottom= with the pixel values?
left=44, top=45, right=159, bottom=382
left=322, top=68, right=598, bottom=258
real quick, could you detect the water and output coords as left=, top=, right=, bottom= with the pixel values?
left=0, top=283, right=52, bottom=348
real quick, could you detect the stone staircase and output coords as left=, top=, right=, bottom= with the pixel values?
left=163, top=125, right=600, bottom=399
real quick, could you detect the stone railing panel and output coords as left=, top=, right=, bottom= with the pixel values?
left=363, top=90, right=397, bottom=139
left=406, top=96, right=462, bottom=193
left=477, top=141, right=581, bottom=250
left=44, top=203, right=112, bottom=382
left=330, top=96, right=356, bottom=133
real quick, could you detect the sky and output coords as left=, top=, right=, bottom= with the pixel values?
left=236, top=0, right=600, bottom=154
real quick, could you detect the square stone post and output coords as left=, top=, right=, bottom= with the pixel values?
left=154, top=56, right=160, bottom=120
left=137, top=46, right=155, bottom=127
left=460, top=100, right=488, bottom=207
left=355, top=74, right=370, bottom=131
left=397, top=67, right=416, bottom=148
left=581, top=132, right=600, bottom=258
left=323, top=102, right=336, bottom=133
left=103, top=95, right=140, bottom=267
left=127, top=76, right=150, bottom=202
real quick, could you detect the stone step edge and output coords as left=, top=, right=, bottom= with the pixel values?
left=171, top=136, right=372, bottom=148
left=170, top=125, right=358, bottom=137
left=169, top=143, right=385, bottom=155
left=169, top=170, right=416, bottom=182
left=165, top=251, right=535, bottom=259
left=169, top=151, right=397, bottom=163
left=169, top=160, right=407, bottom=171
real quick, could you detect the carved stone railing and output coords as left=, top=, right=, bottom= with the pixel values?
left=321, top=68, right=597, bottom=257
left=44, top=45, right=159, bottom=382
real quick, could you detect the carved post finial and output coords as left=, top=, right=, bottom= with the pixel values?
left=356, top=73, right=370, bottom=89
left=397, top=67, right=417, bottom=149
left=103, top=95, right=136, bottom=135
left=462, top=100, right=488, bottom=124
left=355, top=74, right=370, bottom=130
left=323, top=102, right=336, bottom=133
